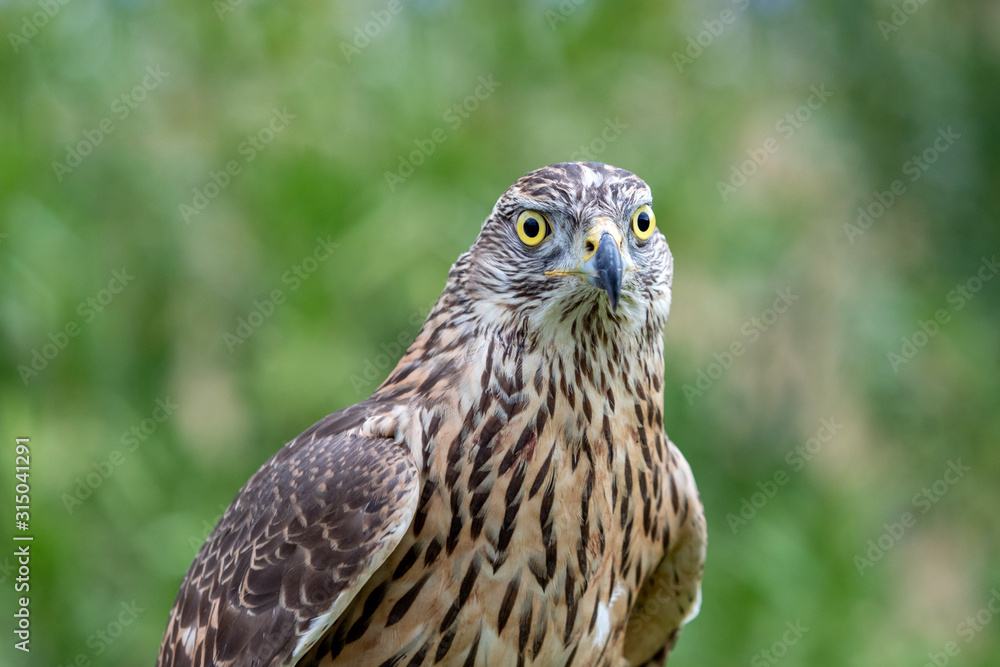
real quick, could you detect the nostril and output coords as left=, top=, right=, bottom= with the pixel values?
left=585, top=240, right=595, bottom=254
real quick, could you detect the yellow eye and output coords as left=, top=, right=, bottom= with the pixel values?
left=516, top=210, right=550, bottom=246
left=631, top=204, right=656, bottom=241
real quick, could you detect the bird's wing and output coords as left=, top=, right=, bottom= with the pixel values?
left=157, top=406, right=419, bottom=667
left=623, top=439, right=707, bottom=666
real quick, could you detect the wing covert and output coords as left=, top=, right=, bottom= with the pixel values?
left=157, top=417, right=419, bottom=667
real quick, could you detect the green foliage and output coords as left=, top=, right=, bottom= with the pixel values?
left=1, top=0, right=998, bottom=665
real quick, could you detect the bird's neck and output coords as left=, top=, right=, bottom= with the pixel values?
left=376, top=290, right=667, bottom=442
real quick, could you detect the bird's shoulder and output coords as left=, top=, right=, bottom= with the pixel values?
left=157, top=399, right=420, bottom=667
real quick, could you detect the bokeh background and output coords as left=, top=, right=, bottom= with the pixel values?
left=2, top=0, right=999, bottom=664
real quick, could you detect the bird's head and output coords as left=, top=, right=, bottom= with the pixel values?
left=460, top=162, right=673, bottom=344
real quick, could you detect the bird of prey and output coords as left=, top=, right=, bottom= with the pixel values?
left=157, top=162, right=706, bottom=667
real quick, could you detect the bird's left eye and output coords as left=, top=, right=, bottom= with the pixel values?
left=516, top=210, right=551, bottom=246
left=631, top=205, right=656, bottom=241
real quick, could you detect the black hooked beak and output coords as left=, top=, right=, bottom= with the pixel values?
left=586, top=232, right=624, bottom=312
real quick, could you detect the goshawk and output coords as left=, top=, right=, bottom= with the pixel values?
left=157, top=162, right=706, bottom=667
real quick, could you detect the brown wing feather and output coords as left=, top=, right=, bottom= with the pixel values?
left=157, top=405, right=419, bottom=667
left=624, top=439, right=707, bottom=665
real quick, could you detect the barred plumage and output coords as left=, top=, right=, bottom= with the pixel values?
left=158, top=162, right=706, bottom=667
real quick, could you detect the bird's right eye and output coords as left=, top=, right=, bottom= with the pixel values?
left=516, top=210, right=551, bottom=246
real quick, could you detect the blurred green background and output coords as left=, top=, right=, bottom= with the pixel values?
left=2, top=0, right=999, bottom=664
